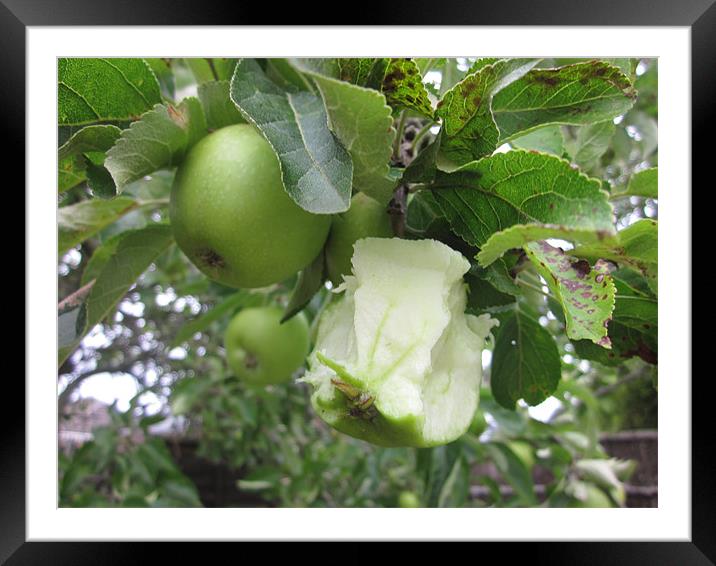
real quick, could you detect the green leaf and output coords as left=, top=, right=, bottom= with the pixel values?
left=510, top=125, right=564, bottom=155
left=144, top=58, right=175, bottom=100
left=432, top=150, right=614, bottom=249
left=524, top=241, right=616, bottom=346
left=183, top=58, right=216, bottom=83
left=281, top=250, right=326, bottom=323
left=612, top=167, right=658, bottom=199
left=58, top=58, right=162, bottom=125
left=477, top=223, right=617, bottom=267
left=491, top=308, right=562, bottom=409
left=104, top=100, right=207, bottom=192
left=565, top=120, right=616, bottom=172
left=492, top=61, right=636, bottom=142
left=58, top=196, right=138, bottom=254
left=465, top=271, right=516, bottom=313
left=381, top=58, right=434, bottom=118
left=572, top=219, right=657, bottom=295
left=484, top=442, right=536, bottom=504
left=436, top=59, right=540, bottom=164
left=197, top=81, right=245, bottom=130
left=306, top=72, right=397, bottom=205
left=59, top=224, right=174, bottom=364
left=417, top=443, right=466, bottom=508
left=172, top=290, right=263, bottom=347
left=230, top=58, right=353, bottom=214
left=58, top=125, right=122, bottom=161
left=58, top=155, right=88, bottom=192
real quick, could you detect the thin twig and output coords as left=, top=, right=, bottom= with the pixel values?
left=58, top=279, right=95, bottom=315
left=387, top=184, right=409, bottom=238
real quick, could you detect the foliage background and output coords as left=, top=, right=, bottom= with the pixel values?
left=57, top=57, right=658, bottom=508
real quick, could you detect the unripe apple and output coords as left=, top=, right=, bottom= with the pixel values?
left=170, top=124, right=331, bottom=289
left=224, top=306, right=310, bottom=385
left=325, top=192, right=392, bottom=286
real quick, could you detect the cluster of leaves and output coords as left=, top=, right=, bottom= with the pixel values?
left=57, top=56, right=657, bottom=507
left=59, top=406, right=201, bottom=507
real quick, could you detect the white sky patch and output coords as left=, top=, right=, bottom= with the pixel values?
left=78, top=373, right=139, bottom=412
left=528, top=396, right=563, bottom=423
left=493, top=143, right=511, bottom=154
left=481, top=349, right=492, bottom=370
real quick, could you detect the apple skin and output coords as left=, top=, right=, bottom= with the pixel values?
left=325, top=192, right=393, bottom=286
left=567, top=484, right=615, bottom=508
left=170, top=124, right=331, bottom=289
left=397, top=491, right=421, bottom=508
left=224, top=306, right=310, bottom=386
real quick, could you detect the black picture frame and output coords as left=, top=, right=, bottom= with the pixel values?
left=10, top=1, right=708, bottom=562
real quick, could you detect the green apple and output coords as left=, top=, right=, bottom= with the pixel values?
left=301, top=237, right=498, bottom=447
left=224, top=306, right=310, bottom=385
left=325, top=192, right=393, bottom=286
left=397, top=491, right=421, bottom=508
left=567, top=483, right=615, bottom=508
left=469, top=409, right=488, bottom=436
left=170, top=124, right=331, bottom=289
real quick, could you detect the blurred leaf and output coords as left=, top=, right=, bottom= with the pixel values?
left=612, top=167, right=658, bottom=199
left=510, top=125, right=564, bottom=155
left=59, top=224, right=174, bottom=364
left=198, top=80, right=245, bottom=130
left=58, top=196, right=138, bottom=255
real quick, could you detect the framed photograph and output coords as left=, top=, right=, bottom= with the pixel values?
left=10, top=0, right=708, bottom=561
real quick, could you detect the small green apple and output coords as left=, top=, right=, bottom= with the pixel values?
left=170, top=124, right=331, bottom=289
left=567, top=483, right=615, bottom=508
left=224, top=306, right=310, bottom=385
left=469, top=409, right=488, bottom=436
left=397, top=491, right=421, bottom=508
left=325, top=192, right=393, bottom=286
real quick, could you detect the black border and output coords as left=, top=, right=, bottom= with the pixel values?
left=11, top=1, right=709, bottom=562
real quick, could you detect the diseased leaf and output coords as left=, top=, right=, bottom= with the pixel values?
left=58, top=58, right=162, bottom=125
left=104, top=99, right=207, bottom=193
left=436, top=59, right=540, bottom=164
left=492, top=61, right=636, bottom=142
left=230, top=58, right=352, bottom=214
left=58, top=196, right=138, bottom=254
left=572, top=219, right=657, bottom=295
left=524, top=241, right=616, bottom=347
left=59, top=224, right=174, bottom=364
left=381, top=58, right=434, bottom=118
left=612, top=167, right=658, bottom=199
left=572, top=270, right=657, bottom=365
left=197, top=81, right=245, bottom=130
left=491, top=308, right=562, bottom=409
left=432, top=150, right=615, bottom=249
left=281, top=251, right=326, bottom=323
left=478, top=223, right=617, bottom=267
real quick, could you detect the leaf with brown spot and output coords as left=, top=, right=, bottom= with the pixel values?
left=524, top=241, right=616, bottom=347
